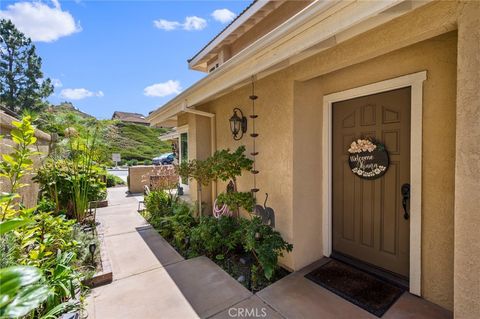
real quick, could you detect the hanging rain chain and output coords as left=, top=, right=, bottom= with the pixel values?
left=250, top=76, right=260, bottom=198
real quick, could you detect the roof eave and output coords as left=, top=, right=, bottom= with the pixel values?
left=187, top=0, right=270, bottom=70
left=149, top=0, right=429, bottom=125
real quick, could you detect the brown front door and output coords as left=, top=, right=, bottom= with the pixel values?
left=332, top=87, right=411, bottom=278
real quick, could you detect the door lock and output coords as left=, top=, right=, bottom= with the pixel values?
left=401, top=183, right=410, bottom=220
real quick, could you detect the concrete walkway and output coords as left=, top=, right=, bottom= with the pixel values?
left=86, top=187, right=279, bottom=319
left=86, top=187, right=452, bottom=319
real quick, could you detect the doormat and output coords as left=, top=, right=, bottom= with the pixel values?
left=305, top=260, right=405, bottom=317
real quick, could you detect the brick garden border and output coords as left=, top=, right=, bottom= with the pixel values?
left=83, top=222, right=113, bottom=288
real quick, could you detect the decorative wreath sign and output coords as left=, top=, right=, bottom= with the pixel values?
left=348, top=139, right=389, bottom=180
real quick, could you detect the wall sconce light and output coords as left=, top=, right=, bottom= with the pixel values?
left=229, top=108, right=247, bottom=140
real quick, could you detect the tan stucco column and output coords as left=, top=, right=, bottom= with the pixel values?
left=454, top=2, right=480, bottom=318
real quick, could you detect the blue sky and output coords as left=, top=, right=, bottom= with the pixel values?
left=0, top=0, right=250, bottom=119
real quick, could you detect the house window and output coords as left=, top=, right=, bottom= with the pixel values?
left=180, top=132, right=188, bottom=163
left=180, top=132, right=188, bottom=185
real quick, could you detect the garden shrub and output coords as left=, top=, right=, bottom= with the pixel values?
left=216, top=191, right=255, bottom=212
left=177, top=146, right=255, bottom=216
left=142, top=194, right=292, bottom=285
left=0, top=116, right=92, bottom=317
left=127, top=159, right=138, bottom=166
left=35, top=160, right=107, bottom=217
left=189, top=216, right=242, bottom=259
left=145, top=191, right=172, bottom=218
left=241, top=216, right=293, bottom=280
left=106, top=173, right=125, bottom=187
left=156, top=202, right=196, bottom=252
left=144, top=159, right=152, bottom=165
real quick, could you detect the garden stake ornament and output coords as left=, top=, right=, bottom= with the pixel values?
left=253, top=193, right=275, bottom=227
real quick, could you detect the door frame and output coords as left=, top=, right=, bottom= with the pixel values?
left=322, top=71, right=426, bottom=296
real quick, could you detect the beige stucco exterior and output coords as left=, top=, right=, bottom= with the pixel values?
left=151, top=1, right=480, bottom=315
left=0, top=112, right=51, bottom=208
left=454, top=1, right=480, bottom=318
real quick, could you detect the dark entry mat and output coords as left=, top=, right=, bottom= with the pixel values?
left=305, top=260, right=405, bottom=317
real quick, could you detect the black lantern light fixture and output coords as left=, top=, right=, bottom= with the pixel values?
left=229, top=108, right=247, bottom=140
left=89, top=243, right=97, bottom=265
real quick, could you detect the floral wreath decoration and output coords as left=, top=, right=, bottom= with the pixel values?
left=348, top=138, right=388, bottom=179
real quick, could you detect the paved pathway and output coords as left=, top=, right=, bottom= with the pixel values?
left=86, top=187, right=452, bottom=319
left=85, top=187, right=278, bottom=319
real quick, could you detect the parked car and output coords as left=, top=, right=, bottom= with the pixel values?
left=152, top=153, right=175, bottom=165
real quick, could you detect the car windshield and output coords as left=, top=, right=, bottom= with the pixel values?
left=160, top=153, right=173, bottom=159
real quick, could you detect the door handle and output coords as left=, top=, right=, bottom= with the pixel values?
left=401, top=183, right=410, bottom=220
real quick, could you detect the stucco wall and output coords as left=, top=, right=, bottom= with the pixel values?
left=189, top=2, right=462, bottom=310
left=454, top=1, right=480, bottom=318
left=294, top=32, right=457, bottom=310
left=176, top=113, right=213, bottom=214
left=199, top=70, right=295, bottom=267
left=0, top=112, right=51, bottom=208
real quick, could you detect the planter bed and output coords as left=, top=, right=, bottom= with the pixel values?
left=160, top=234, right=290, bottom=292
left=141, top=202, right=292, bottom=293
left=82, top=222, right=113, bottom=288
left=89, top=199, right=109, bottom=209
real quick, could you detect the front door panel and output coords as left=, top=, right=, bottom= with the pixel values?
left=332, top=87, right=411, bottom=278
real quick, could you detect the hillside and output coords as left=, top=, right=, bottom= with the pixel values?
left=36, top=103, right=172, bottom=162
left=104, top=122, right=172, bottom=161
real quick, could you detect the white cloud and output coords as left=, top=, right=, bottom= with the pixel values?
left=0, top=1, right=81, bottom=42
left=153, top=16, right=207, bottom=31
left=183, top=16, right=207, bottom=31
left=52, top=78, right=63, bottom=88
left=60, top=88, right=104, bottom=100
left=211, top=9, right=235, bottom=24
left=153, top=19, right=181, bottom=31
left=144, top=80, right=182, bottom=97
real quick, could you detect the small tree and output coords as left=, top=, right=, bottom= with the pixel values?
left=177, top=158, right=214, bottom=216
left=210, top=146, right=253, bottom=190
left=177, top=146, right=254, bottom=216
left=0, top=19, right=53, bottom=113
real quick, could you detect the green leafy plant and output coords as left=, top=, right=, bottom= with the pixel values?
left=34, top=125, right=106, bottom=221
left=0, top=266, right=49, bottom=318
left=106, top=173, right=125, bottom=187
left=177, top=146, right=253, bottom=216
left=16, top=211, right=78, bottom=267
left=66, top=126, right=102, bottom=222
left=144, top=190, right=172, bottom=217
left=210, top=146, right=253, bottom=186
left=0, top=116, right=92, bottom=317
left=216, top=191, right=255, bottom=212
left=177, top=158, right=214, bottom=216
left=241, top=216, right=293, bottom=280
left=155, top=202, right=196, bottom=252
left=127, top=159, right=138, bottom=166
left=189, top=216, right=242, bottom=259
left=0, top=116, right=39, bottom=220
left=34, top=159, right=106, bottom=217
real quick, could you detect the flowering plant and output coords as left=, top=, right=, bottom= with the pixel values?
left=348, top=139, right=377, bottom=153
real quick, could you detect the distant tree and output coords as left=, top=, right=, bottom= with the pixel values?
left=0, top=19, right=53, bottom=113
